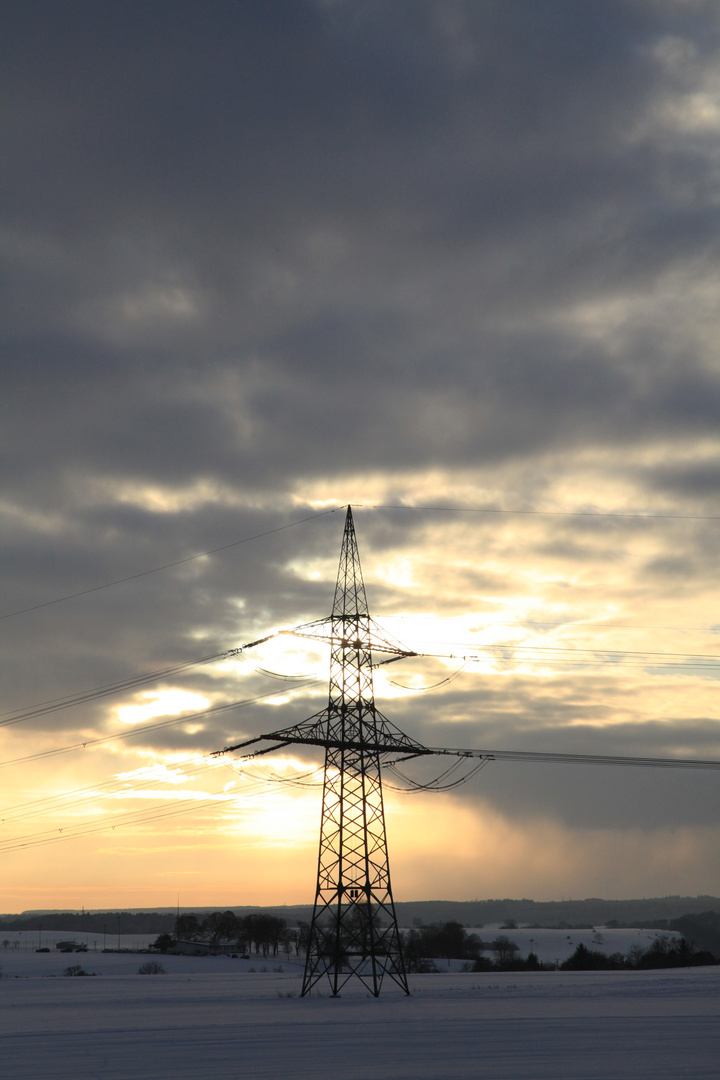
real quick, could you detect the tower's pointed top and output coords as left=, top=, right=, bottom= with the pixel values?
left=332, top=505, right=369, bottom=618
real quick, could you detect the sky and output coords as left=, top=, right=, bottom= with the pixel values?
left=2, top=0, right=720, bottom=913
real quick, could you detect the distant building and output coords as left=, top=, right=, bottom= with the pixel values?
left=168, top=939, right=228, bottom=956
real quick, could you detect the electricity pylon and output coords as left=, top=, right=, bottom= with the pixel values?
left=297, top=507, right=416, bottom=996
left=221, top=506, right=432, bottom=996
left=215, top=506, right=720, bottom=995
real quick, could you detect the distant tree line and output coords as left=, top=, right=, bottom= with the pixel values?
left=402, top=921, right=485, bottom=971
left=560, top=935, right=718, bottom=971
left=6, top=907, right=719, bottom=970
left=399, top=921, right=720, bottom=973
left=402, top=922, right=531, bottom=971
left=633, top=911, right=720, bottom=958
left=153, top=911, right=307, bottom=957
left=151, top=912, right=720, bottom=971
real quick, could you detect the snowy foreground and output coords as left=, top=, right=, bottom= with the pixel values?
left=2, top=952, right=719, bottom=1080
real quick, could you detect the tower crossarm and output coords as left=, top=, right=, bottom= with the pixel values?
left=215, top=710, right=434, bottom=760
left=212, top=736, right=295, bottom=760
left=279, top=618, right=417, bottom=659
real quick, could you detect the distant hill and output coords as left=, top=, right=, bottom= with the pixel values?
left=668, top=911, right=720, bottom=956
left=1, top=896, right=719, bottom=934
left=392, top=896, right=720, bottom=928
left=0, top=911, right=178, bottom=935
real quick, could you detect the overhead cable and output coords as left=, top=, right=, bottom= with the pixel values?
left=361, top=502, right=720, bottom=522
left=0, top=680, right=322, bottom=771
left=1, top=507, right=338, bottom=620
left=0, top=635, right=284, bottom=730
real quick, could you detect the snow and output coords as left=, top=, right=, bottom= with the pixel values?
left=2, top=949, right=719, bottom=1079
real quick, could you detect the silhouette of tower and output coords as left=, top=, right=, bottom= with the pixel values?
left=221, top=506, right=429, bottom=995
left=299, top=506, right=409, bottom=996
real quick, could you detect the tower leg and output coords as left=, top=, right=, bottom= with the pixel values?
left=301, top=739, right=408, bottom=996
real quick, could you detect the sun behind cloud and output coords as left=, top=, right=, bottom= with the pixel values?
left=116, top=690, right=210, bottom=727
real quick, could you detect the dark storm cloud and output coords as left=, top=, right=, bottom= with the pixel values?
left=3, top=0, right=720, bottom=498
left=1, top=504, right=339, bottom=711
left=642, top=459, right=720, bottom=498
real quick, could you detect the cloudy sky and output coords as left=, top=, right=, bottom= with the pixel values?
left=3, top=0, right=720, bottom=913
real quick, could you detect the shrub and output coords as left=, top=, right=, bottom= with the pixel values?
left=138, top=961, right=166, bottom=975
left=151, top=934, right=174, bottom=953
left=63, top=964, right=89, bottom=976
left=561, top=944, right=625, bottom=971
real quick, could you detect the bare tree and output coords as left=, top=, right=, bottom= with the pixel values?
left=491, top=935, right=520, bottom=966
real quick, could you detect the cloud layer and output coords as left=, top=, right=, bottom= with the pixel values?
left=2, top=0, right=720, bottom=909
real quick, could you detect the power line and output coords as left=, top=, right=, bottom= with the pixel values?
left=427, top=746, right=720, bottom=770
left=0, top=790, right=237, bottom=854
left=423, top=643, right=720, bottom=664
left=0, top=681, right=322, bottom=771
left=1, top=748, right=325, bottom=828
left=4, top=499, right=715, bottom=625
left=0, top=762, right=318, bottom=854
left=490, top=643, right=720, bottom=663
left=0, top=798, right=221, bottom=853
left=384, top=757, right=490, bottom=792
left=0, top=650, right=233, bottom=728
left=0, top=754, right=225, bottom=824
left=387, top=661, right=469, bottom=693
left=5, top=736, right=720, bottom=856
left=379, top=614, right=720, bottom=633
left=0, top=634, right=300, bottom=730
left=0, top=507, right=338, bottom=620
left=373, top=627, right=720, bottom=668
left=6, top=623, right=720, bottom=744
left=519, top=620, right=720, bottom=633
left=361, top=503, right=720, bottom=522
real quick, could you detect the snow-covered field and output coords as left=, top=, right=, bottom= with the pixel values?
left=2, top=947, right=719, bottom=1079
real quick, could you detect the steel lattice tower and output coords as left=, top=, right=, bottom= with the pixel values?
left=300, top=507, right=407, bottom=996
left=221, top=506, right=429, bottom=995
